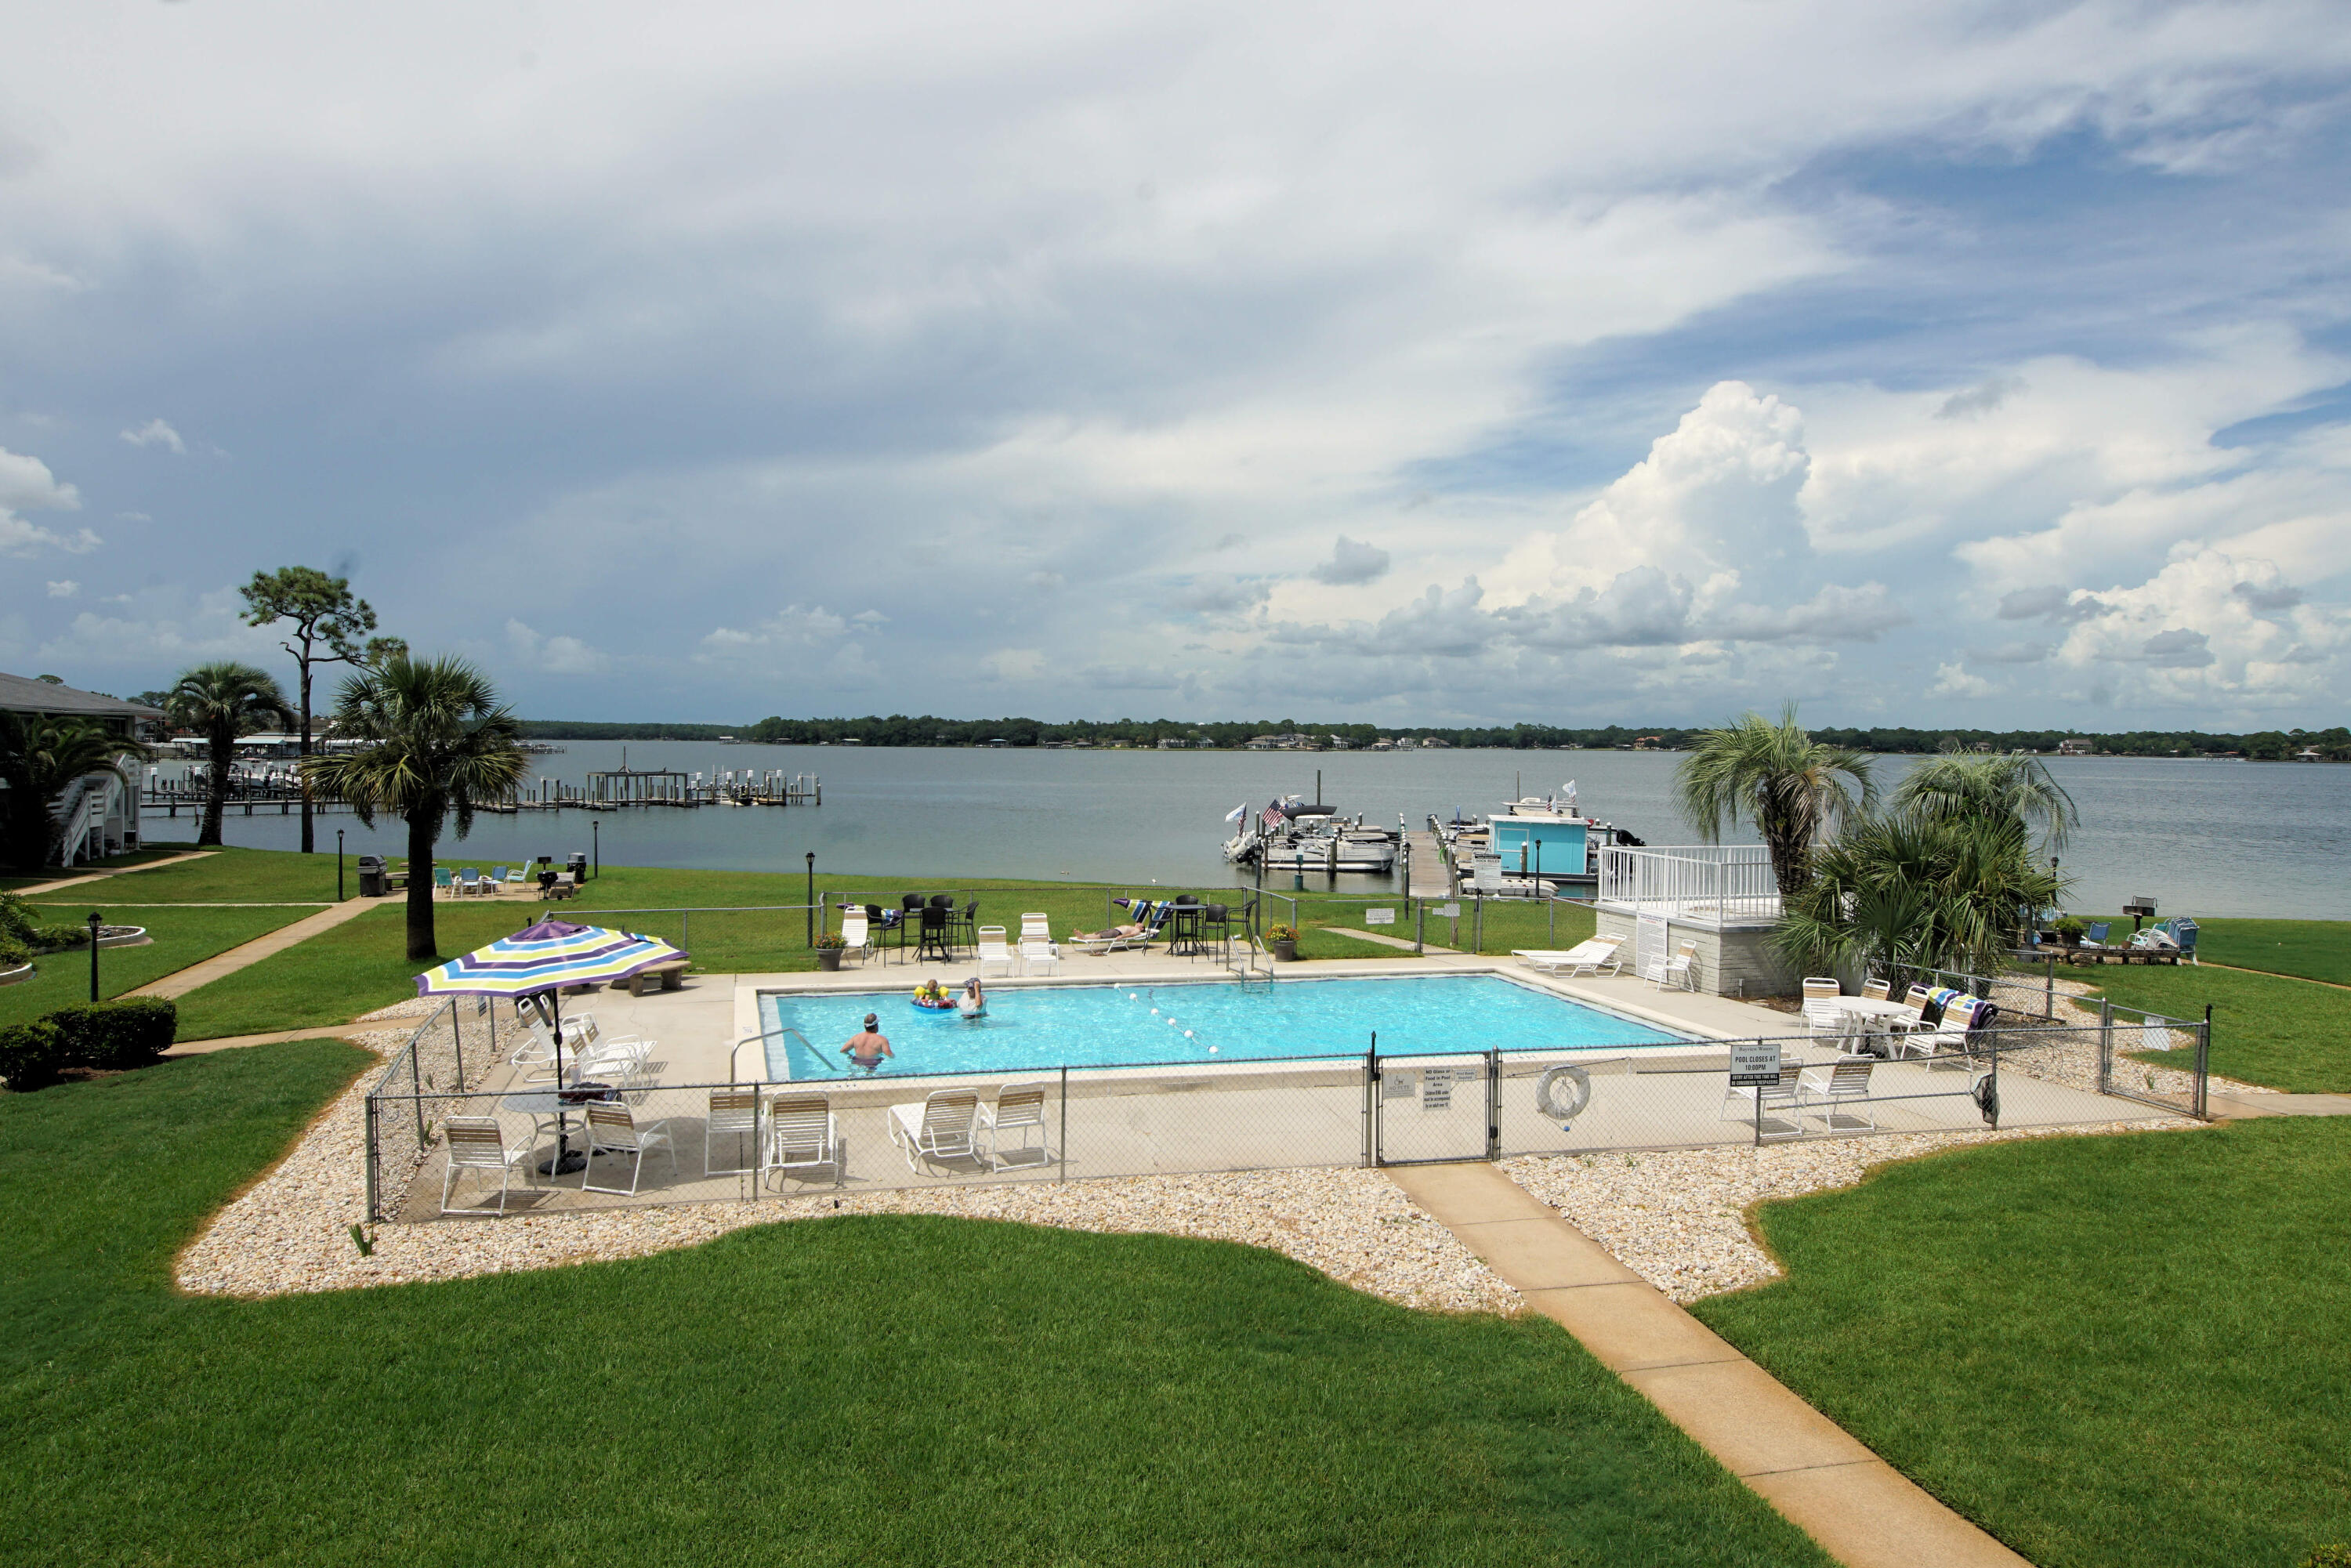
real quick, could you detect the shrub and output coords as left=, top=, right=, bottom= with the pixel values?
left=1264, top=924, right=1298, bottom=943
left=2306, top=1546, right=2351, bottom=1568
left=813, top=932, right=846, bottom=950
left=2055, top=915, right=2088, bottom=941
left=45, top=998, right=179, bottom=1070
left=34, top=922, right=90, bottom=951
left=0, top=1019, right=67, bottom=1091
left=0, top=934, right=29, bottom=969
left=0, top=892, right=33, bottom=944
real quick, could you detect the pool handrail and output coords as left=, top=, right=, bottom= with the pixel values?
left=729, top=1025, right=817, bottom=1085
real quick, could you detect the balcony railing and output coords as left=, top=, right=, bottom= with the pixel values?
left=1597, top=845, right=1780, bottom=925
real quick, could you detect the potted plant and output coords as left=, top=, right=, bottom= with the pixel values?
left=1265, top=923, right=1299, bottom=962
left=813, top=932, right=846, bottom=971
left=2054, top=915, right=2087, bottom=949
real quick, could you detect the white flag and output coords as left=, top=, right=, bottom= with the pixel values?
left=1224, top=802, right=1248, bottom=824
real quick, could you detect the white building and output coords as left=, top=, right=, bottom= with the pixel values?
left=0, top=672, right=164, bottom=867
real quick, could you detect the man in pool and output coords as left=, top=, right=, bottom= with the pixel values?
left=842, top=1015, right=894, bottom=1073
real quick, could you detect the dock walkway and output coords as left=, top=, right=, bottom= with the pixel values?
left=1404, top=831, right=1451, bottom=899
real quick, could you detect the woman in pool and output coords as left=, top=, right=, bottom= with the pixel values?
left=957, top=976, right=985, bottom=1019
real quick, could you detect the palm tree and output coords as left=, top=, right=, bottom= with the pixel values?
left=1773, top=808, right=2066, bottom=988
left=1675, top=705, right=1876, bottom=898
left=1893, top=748, right=2078, bottom=853
left=0, top=713, right=151, bottom=871
left=302, top=654, right=529, bottom=960
left=165, top=662, right=295, bottom=848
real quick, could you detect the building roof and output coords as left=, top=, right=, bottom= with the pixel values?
left=0, top=671, right=165, bottom=722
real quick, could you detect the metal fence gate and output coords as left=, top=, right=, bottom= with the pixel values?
left=1371, top=1049, right=1496, bottom=1164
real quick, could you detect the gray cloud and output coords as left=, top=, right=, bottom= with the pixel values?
left=1964, top=639, right=2055, bottom=665
left=1169, top=574, right=1270, bottom=616
left=1309, top=534, right=1391, bottom=586
left=1935, top=377, right=2024, bottom=419
left=2233, top=580, right=2302, bottom=614
left=2137, top=628, right=2215, bottom=668
left=1998, top=586, right=2104, bottom=622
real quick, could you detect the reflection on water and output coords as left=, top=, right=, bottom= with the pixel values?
left=160, top=743, right=2351, bottom=919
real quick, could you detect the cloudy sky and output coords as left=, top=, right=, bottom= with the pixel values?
left=3, top=1, right=2349, bottom=730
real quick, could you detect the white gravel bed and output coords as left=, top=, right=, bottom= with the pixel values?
left=176, top=1037, right=1515, bottom=1315
left=1504, top=1117, right=2193, bottom=1305
left=353, top=996, right=446, bottom=1023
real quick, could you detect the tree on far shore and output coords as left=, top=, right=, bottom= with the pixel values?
left=238, top=567, right=404, bottom=856
left=302, top=654, right=528, bottom=960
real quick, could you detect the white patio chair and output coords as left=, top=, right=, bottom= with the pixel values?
left=980, top=1082, right=1052, bottom=1169
left=764, top=1093, right=839, bottom=1185
left=1721, top=1063, right=1807, bottom=1138
left=1019, top=938, right=1060, bottom=976
left=888, top=1088, right=984, bottom=1174
left=579, top=1101, right=676, bottom=1195
left=440, top=1116, right=538, bottom=1215
left=1019, top=912, right=1053, bottom=945
left=705, top=1087, right=761, bottom=1175
left=1800, top=1055, right=1878, bottom=1131
left=1862, top=978, right=1891, bottom=1001
left=840, top=911, right=872, bottom=965
left=1657, top=940, right=1700, bottom=991
left=976, top=926, right=1017, bottom=979
left=1801, top=978, right=1847, bottom=1035
left=505, top=864, right=529, bottom=885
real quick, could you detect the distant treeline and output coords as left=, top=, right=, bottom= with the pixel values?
left=516, top=715, right=2351, bottom=760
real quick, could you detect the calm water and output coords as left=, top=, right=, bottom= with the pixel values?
left=760, top=974, right=1686, bottom=1080
left=158, top=742, right=2351, bottom=919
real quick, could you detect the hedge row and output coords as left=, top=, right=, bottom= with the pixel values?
left=0, top=998, right=179, bottom=1090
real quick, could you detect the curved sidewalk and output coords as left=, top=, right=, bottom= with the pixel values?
left=132, top=895, right=385, bottom=1004
left=1388, top=1161, right=2030, bottom=1568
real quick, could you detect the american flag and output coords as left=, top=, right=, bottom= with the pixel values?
left=1261, top=802, right=1286, bottom=830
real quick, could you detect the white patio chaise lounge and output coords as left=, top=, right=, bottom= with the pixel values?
left=976, top=926, right=1018, bottom=979
left=764, top=1093, right=839, bottom=1186
left=980, top=1082, right=1052, bottom=1169
left=440, top=1116, right=538, bottom=1216
left=840, top=911, right=873, bottom=965
left=889, top=1088, right=984, bottom=1174
left=1066, top=904, right=1171, bottom=955
left=1512, top=936, right=1624, bottom=976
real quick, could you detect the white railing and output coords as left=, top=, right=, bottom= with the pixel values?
left=1598, top=845, right=1780, bottom=925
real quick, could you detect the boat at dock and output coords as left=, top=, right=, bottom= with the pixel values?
left=1429, top=785, right=1643, bottom=896
left=1222, top=797, right=1400, bottom=873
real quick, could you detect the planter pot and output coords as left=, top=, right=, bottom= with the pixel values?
left=1270, top=940, right=1298, bottom=962
left=96, top=925, right=149, bottom=950
left=0, top=962, right=33, bottom=988
left=816, top=949, right=845, bottom=972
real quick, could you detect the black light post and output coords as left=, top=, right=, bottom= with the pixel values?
left=337, top=829, right=346, bottom=903
left=87, top=911, right=102, bottom=1002
left=805, top=852, right=816, bottom=947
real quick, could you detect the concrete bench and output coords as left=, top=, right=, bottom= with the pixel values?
left=623, top=960, right=689, bottom=998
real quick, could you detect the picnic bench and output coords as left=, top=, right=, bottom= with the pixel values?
left=621, top=960, right=689, bottom=998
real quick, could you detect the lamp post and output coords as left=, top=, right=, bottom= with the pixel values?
left=337, top=828, right=345, bottom=903
left=805, top=852, right=816, bottom=947
left=87, top=911, right=102, bottom=1002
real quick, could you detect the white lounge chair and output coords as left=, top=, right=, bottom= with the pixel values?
left=440, top=1117, right=538, bottom=1215
left=980, top=1082, right=1052, bottom=1169
left=764, top=1093, right=839, bottom=1185
left=1648, top=940, right=1700, bottom=992
left=705, top=1087, right=761, bottom=1175
left=1019, top=938, right=1060, bottom=976
left=888, top=1088, right=984, bottom=1173
left=976, top=926, right=1018, bottom=979
left=1066, top=904, right=1171, bottom=954
left=579, top=1102, right=676, bottom=1195
left=1800, top=978, right=1847, bottom=1035
left=1513, top=936, right=1624, bottom=977
left=840, top=911, right=872, bottom=965
left=1019, top=913, right=1052, bottom=945
left=1721, top=1063, right=1806, bottom=1138
left=1801, top=1055, right=1877, bottom=1130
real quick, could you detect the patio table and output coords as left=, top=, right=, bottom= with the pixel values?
left=502, top=1083, right=615, bottom=1176
left=1835, top=998, right=1919, bottom=1055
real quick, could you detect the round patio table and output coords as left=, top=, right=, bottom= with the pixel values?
left=502, top=1083, right=615, bottom=1176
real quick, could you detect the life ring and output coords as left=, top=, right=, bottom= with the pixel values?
left=1535, top=1063, right=1592, bottom=1122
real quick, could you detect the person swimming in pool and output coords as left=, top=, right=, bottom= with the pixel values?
left=842, top=1015, right=893, bottom=1073
left=957, top=976, right=985, bottom=1019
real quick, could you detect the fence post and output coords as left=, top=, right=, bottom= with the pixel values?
left=2045, top=958, right=2055, bottom=1019
left=410, top=1037, right=426, bottom=1149
left=1415, top=900, right=1425, bottom=955
left=2196, top=1004, right=2212, bottom=1120
left=451, top=1001, right=464, bottom=1092
left=2098, top=998, right=2114, bottom=1097
left=1485, top=1048, right=1501, bottom=1161
left=683, top=910, right=690, bottom=954
left=1473, top=893, right=1483, bottom=955
left=1059, top=1065, right=1068, bottom=1182
left=1988, top=1040, right=2001, bottom=1130
left=1364, top=1037, right=1378, bottom=1168
left=364, top=1094, right=379, bottom=1222
left=1752, top=1039, right=1762, bottom=1148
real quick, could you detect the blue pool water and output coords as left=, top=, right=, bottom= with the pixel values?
left=759, top=975, right=1688, bottom=1080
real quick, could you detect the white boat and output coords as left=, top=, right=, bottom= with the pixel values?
left=1223, top=798, right=1400, bottom=873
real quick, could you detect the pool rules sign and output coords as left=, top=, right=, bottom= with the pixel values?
left=1729, top=1040, right=1780, bottom=1088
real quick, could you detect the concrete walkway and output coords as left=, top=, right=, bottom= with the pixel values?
left=165, top=1025, right=375, bottom=1056
left=2209, top=1091, right=2351, bottom=1117
left=9, top=849, right=216, bottom=895
left=133, top=895, right=386, bottom=1004
left=1386, top=1161, right=2029, bottom=1568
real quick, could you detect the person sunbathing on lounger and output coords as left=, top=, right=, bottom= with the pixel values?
left=1067, top=920, right=1147, bottom=943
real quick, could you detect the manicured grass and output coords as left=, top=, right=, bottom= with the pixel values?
left=2070, top=963, right=2351, bottom=1092
left=0, top=901, right=321, bottom=1030
left=1692, top=1121, right=2351, bottom=1568
left=2188, top=918, right=2351, bottom=987
left=168, top=903, right=531, bottom=1041
left=0, top=842, right=201, bottom=889
left=14, top=843, right=347, bottom=904
left=0, top=1043, right=1832, bottom=1566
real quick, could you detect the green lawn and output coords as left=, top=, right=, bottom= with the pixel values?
left=1693, top=1121, right=2351, bottom=1568
left=0, top=1044, right=1831, bottom=1566
left=2189, top=918, right=2351, bottom=987
left=0, top=842, right=199, bottom=890
left=2070, top=962, right=2351, bottom=1092
left=0, top=901, right=322, bottom=1031
left=10, top=842, right=350, bottom=904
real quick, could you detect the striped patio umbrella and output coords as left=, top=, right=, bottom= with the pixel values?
left=416, top=918, right=688, bottom=1081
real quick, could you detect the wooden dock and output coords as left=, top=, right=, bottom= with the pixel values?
left=1404, top=831, right=1453, bottom=899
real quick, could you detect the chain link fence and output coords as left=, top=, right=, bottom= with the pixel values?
left=375, top=1017, right=2198, bottom=1222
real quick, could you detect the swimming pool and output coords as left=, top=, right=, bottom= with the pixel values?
left=759, top=974, right=1690, bottom=1080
